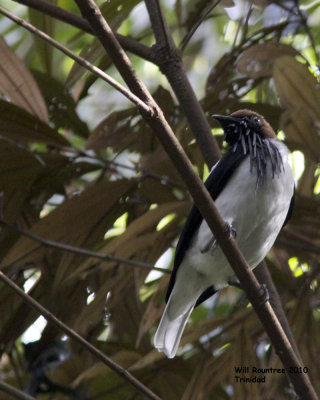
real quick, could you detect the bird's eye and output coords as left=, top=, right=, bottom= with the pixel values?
left=252, top=115, right=261, bottom=125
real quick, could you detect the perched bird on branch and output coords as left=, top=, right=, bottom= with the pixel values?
left=154, top=109, right=295, bottom=358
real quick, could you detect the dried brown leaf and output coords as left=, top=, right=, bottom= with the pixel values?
left=2, top=179, right=136, bottom=279
left=86, top=87, right=178, bottom=155
left=136, top=275, right=170, bottom=347
left=139, top=176, right=181, bottom=204
left=0, top=100, right=70, bottom=147
left=237, top=42, right=298, bottom=78
left=0, top=37, right=48, bottom=122
left=181, top=355, right=210, bottom=400
left=297, top=158, right=319, bottom=198
left=32, top=71, right=90, bottom=138
left=280, top=110, right=320, bottom=162
left=0, top=142, right=46, bottom=224
left=129, top=348, right=164, bottom=371
left=273, top=57, right=320, bottom=117
left=86, top=108, right=137, bottom=150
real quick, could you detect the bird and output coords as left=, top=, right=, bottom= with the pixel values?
left=154, top=109, right=295, bottom=358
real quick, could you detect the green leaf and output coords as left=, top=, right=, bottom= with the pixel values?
left=29, top=1, right=57, bottom=74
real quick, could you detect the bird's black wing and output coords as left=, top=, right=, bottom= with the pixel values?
left=166, top=147, right=248, bottom=303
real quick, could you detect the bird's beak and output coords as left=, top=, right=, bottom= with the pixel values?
left=212, top=114, right=239, bottom=128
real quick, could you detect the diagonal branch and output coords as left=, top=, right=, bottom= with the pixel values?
left=0, top=6, right=151, bottom=113
left=145, top=0, right=174, bottom=50
left=0, top=380, right=36, bottom=400
left=71, top=2, right=317, bottom=398
left=254, top=261, right=302, bottom=363
left=0, top=219, right=168, bottom=274
left=180, top=0, right=222, bottom=51
left=0, top=271, right=162, bottom=400
left=10, top=0, right=220, bottom=166
left=145, top=0, right=221, bottom=167
left=11, top=0, right=155, bottom=62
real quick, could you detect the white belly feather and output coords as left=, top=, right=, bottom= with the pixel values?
left=154, top=140, right=295, bottom=358
left=183, top=140, right=294, bottom=289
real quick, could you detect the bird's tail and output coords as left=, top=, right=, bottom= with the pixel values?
left=154, top=296, right=194, bottom=358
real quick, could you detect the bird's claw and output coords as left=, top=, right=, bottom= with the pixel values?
left=228, top=278, right=241, bottom=289
left=201, top=222, right=237, bottom=255
left=200, top=236, right=217, bottom=254
left=258, top=283, right=270, bottom=304
left=225, top=222, right=237, bottom=239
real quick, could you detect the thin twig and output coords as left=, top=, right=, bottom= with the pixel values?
left=239, top=20, right=291, bottom=47
left=254, top=261, right=303, bottom=363
left=277, top=237, right=320, bottom=255
left=0, top=271, right=162, bottom=400
left=275, top=0, right=319, bottom=66
left=8, top=348, right=25, bottom=390
left=73, top=149, right=186, bottom=189
left=238, top=3, right=254, bottom=48
left=146, top=0, right=174, bottom=49
left=0, top=380, right=36, bottom=400
left=0, top=6, right=151, bottom=114
left=11, top=0, right=155, bottom=62
left=0, top=219, right=169, bottom=274
left=12, top=0, right=220, bottom=167
left=180, top=0, right=221, bottom=51
left=145, top=0, right=221, bottom=167
left=280, top=228, right=320, bottom=254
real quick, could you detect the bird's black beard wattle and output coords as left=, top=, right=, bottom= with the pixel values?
left=224, top=120, right=284, bottom=186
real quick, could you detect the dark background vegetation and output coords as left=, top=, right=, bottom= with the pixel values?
left=0, top=0, right=319, bottom=399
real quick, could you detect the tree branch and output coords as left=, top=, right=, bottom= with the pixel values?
left=0, top=6, right=152, bottom=114
left=0, top=380, right=36, bottom=400
left=0, top=271, right=162, bottom=400
left=280, top=229, right=320, bottom=254
left=11, top=0, right=155, bottom=62
left=145, top=0, right=221, bottom=167
left=180, top=0, right=222, bottom=51
left=10, top=0, right=221, bottom=166
left=72, top=149, right=187, bottom=189
left=277, top=237, right=320, bottom=255
left=0, top=219, right=168, bottom=274
left=254, top=261, right=303, bottom=363
left=145, top=0, right=173, bottom=50
left=72, top=1, right=317, bottom=398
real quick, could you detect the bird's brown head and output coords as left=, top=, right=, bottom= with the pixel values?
left=213, top=109, right=276, bottom=147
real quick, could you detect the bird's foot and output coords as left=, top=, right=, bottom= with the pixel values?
left=227, top=281, right=269, bottom=306
left=225, top=222, right=237, bottom=239
left=228, top=278, right=242, bottom=289
left=201, top=222, right=237, bottom=255
left=200, top=236, right=217, bottom=254
left=258, top=283, right=270, bottom=304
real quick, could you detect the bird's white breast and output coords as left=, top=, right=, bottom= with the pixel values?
left=185, top=140, right=294, bottom=289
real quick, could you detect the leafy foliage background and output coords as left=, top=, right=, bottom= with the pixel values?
left=0, top=1, right=319, bottom=399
